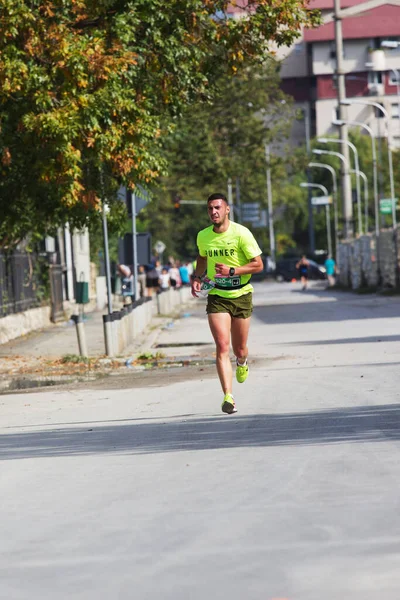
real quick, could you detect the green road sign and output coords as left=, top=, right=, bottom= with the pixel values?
left=380, top=198, right=398, bottom=214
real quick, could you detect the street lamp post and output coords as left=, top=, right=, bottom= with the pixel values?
left=318, top=137, right=362, bottom=235
left=265, top=144, right=276, bottom=265
left=332, top=119, right=379, bottom=238
left=300, top=182, right=333, bottom=257
left=300, top=106, right=316, bottom=254
left=390, top=68, right=400, bottom=136
left=313, top=147, right=353, bottom=243
left=340, top=99, right=396, bottom=229
left=381, top=41, right=400, bottom=137
left=351, top=169, right=369, bottom=233
left=308, top=162, right=339, bottom=259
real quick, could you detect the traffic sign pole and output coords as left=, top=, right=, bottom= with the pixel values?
left=131, top=192, right=139, bottom=300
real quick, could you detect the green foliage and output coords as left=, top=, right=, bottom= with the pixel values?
left=138, top=59, right=297, bottom=259
left=32, top=251, right=51, bottom=303
left=0, top=0, right=320, bottom=248
left=61, top=354, right=90, bottom=364
left=276, top=128, right=400, bottom=252
left=137, top=351, right=165, bottom=360
left=276, top=233, right=296, bottom=256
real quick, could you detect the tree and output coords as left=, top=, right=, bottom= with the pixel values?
left=0, top=0, right=321, bottom=247
left=138, top=57, right=297, bottom=259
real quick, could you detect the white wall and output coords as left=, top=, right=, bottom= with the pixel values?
left=276, top=39, right=309, bottom=79
left=312, top=40, right=373, bottom=75
left=315, top=96, right=400, bottom=147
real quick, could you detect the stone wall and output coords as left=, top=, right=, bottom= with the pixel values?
left=338, top=229, right=398, bottom=290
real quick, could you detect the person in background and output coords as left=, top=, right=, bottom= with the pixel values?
left=324, top=254, right=336, bottom=287
left=296, top=255, right=310, bottom=290
left=159, top=268, right=170, bottom=292
left=179, top=261, right=190, bottom=286
left=154, top=260, right=163, bottom=277
left=168, top=263, right=181, bottom=289
left=117, top=264, right=133, bottom=304
left=117, top=264, right=131, bottom=279
left=137, top=265, right=147, bottom=298
left=145, top=264, right=160, bottom=296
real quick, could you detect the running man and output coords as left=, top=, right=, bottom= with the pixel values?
left=191, top=193, right=263, bottom=414
left=296, top=255, right=310, bottom=290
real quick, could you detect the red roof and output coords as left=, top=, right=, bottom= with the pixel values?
left=304, top=4, right=400, bottom=41
left=309, top=0, right=364, bottom=8
left=228, top=0, right=363, bottom=11
left=309, top=0, right=365, bottom=7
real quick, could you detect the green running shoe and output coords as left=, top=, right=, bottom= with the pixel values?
left=221, top=393, right=237, bottom=414
left=236, top=361, right=249, bottom=383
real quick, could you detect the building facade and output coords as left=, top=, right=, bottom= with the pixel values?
left=278, top=0, right=400, bottom=147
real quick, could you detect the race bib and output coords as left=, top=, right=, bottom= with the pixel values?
left=214, top=276, right=242, bottom=288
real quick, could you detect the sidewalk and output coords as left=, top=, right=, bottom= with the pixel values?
left=0, top=294, right=210, bottom=390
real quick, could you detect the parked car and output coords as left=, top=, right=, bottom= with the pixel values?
left=275, top=257, right=326, bottom=282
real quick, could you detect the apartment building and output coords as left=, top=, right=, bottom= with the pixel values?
left=278, top=0, right=400, bottom=147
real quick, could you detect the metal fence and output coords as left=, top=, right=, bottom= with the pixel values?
left=0, top=252, right=49, bottom=318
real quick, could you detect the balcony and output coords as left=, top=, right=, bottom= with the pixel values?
left=366, top=49, right=386, bottom=71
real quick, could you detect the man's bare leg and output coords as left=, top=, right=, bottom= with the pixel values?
left=208, top=312, right=232, bottom=394
left=231, top=316, right=251, bottom=364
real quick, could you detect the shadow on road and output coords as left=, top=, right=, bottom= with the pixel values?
left=253, top=296, right=400, bottom=326
left=1, top=403, right=399, bottom=461
left=273, top=334, right=400, bottom=346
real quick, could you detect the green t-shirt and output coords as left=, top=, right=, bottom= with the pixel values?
left=196, top=221, right=262, bottom=298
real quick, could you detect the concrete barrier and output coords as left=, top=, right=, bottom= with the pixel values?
left=0, top=306, right=52, bottom=345
left=102, top=288, right=194, bottom=356
left=338, top=228, right=399, bottom=291
left=0, top=284, right=194, bottom=354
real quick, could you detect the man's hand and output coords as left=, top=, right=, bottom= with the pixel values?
left=191, top=278, right=202, bottom=298
left=215, top=263, right=230, bottom=276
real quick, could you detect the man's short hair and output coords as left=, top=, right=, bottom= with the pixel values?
left=207, top=193, right=228, bottom=204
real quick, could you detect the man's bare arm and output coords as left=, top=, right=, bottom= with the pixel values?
left=215, top=255, right=263, bottom=277
left=193, top=255, right=207, bottom=279
left=191, top=255, right=207, bottom=297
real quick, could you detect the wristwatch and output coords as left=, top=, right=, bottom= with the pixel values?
left=229, top=267, right=235, bottom=277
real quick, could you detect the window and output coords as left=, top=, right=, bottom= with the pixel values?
left=368, top=71, right=383, bottom=85
left=391, top=102, right=400, bottom=118
left=389, top=71, right=400, bottom=86
left=367, top=71, right=383, bottom=97
left=329, top=42, right=346, bottom=60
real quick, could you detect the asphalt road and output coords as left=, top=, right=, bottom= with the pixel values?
left=1, top=281, right=400, bottom=599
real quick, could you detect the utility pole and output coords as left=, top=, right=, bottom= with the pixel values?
left=102, top=202, right=113, bottom=315
left=304, top=107, right=316, bottom=254
left=265, top=144, right=276, bottom=265
left=334, top=0, right=353, bottom=238
left=130, top=191, right=139, bottom=300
